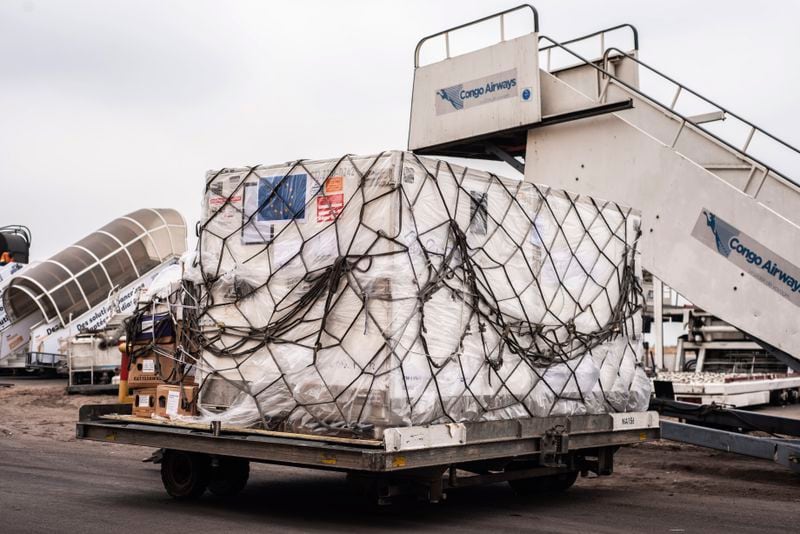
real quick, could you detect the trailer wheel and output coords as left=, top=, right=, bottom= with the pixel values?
left=208, top=457, right=250, bottom=497
left=160, top=449, right=211, bottom=499
left=508, top=470, right=579, bottom=495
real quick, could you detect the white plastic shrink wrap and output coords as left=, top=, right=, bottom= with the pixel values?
left=181, top=151, right=650, bottom=436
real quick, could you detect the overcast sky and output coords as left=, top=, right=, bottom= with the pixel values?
left=2, top=0, right=798, bottom=260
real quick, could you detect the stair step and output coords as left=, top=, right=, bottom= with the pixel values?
left=687, top=110, right=726, bottom=124
left=702, top=164, right=753, bottom=171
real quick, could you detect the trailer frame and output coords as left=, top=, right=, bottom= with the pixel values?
left=76, top=404, right=659, bottom=502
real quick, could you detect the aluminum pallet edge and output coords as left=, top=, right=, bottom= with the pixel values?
left=76, top=404, right=660, bottom=473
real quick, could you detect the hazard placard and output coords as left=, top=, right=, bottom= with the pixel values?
left=317, top=194, right=344, bottom=222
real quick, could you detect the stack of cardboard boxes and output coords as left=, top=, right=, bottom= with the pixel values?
left=127, top=325, right=198, bottom=419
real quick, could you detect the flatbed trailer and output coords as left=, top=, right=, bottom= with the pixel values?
left=76, top=404, right=659, bottom=503
left=667, top=376, right=800, bottom=407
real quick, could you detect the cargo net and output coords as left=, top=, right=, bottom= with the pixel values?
left=144, top=152, right=650, bottom=438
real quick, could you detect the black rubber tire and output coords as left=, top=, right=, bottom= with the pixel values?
left=508, top=470, right=579, bottom=495
left=208, top=457, right=250, bottom=497
left=160, top=449, right=211, bottom=499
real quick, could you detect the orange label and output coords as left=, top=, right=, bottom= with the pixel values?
left=324, top=176, right=343, bottom=194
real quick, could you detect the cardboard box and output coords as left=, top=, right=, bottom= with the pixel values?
left=155, top=384, right=198, bottom=418
left=128, top=350, right=178, bottom=388
left=132, top=388, right=157, bottom=418
left=127, top=340, right=194, bottom=389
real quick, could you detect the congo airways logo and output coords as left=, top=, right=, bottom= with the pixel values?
left=693, top=208, right=800, bottom=307
left=435, top=69, right=519, bottom=115
left=437, top=85, right=464, bottom=110
left=703, top=210, right=738, bottom=257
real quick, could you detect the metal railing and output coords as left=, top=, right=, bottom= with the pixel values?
left=539, top=24, right=638, bottom=72
left=601, top=47, right=800, bottom=173
left=537, top=35, right=800, bottom=189
left=414, top=4, right=539, bottom=67
left=27, top=351, right=64, bottom=369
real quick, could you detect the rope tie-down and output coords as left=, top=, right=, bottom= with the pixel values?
left=125, top=151, right=651, bottom=438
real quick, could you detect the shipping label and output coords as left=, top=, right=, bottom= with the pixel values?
left=166, top=390, right=180, bottom=415
left=241, top=174, right=309, bottom=244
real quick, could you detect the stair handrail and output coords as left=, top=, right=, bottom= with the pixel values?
left=539, top=24, right=637, bottom=71
left=602, top=46, right=800, bottom=168
left=537, top=35, right=800, bottom=189
left=414, top=4, right=539, bottom=67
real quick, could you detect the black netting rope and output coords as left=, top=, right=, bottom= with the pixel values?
left=127, top=152, right=644, bottom=437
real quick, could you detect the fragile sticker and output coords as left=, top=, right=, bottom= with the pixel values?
left=317, top=194, right=344, bottom=223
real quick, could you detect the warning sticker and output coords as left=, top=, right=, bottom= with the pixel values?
left=317, top=194, right=344, bottom=223
left=324, top=176, right=343, bottom=194
left=209, top=195, right=242, bottom=206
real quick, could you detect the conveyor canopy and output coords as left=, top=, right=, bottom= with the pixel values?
left=2, top=208, right=186, bottom=326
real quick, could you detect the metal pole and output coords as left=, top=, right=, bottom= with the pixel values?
left=653, top=277, right=665, bottom=371
left=68, top=312, right=73, bottom=386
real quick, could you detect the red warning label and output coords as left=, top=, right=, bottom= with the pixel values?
left=316, top=193, right=344, bottom=222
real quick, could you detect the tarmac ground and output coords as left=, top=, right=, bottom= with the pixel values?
left=1, top=378, right=798, bottom=533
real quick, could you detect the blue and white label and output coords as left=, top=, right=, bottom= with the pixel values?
left=692, top=209, right=800, bottom=307
left=435, top=69, right=518, bottom=115
left=521, top=87, right=532, bottom=101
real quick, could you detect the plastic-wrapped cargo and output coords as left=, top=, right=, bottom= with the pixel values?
left=178, top=150, right=650, bottom=437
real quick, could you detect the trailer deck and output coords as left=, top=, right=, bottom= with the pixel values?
left=656, top=373, right=800, bottom=407
left=76, top=404, right=660, bottom=474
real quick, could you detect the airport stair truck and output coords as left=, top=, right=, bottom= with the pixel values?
left=410, top=7, right=800, bottom=469
left=74, top=6, right=665, bottom=503
left=0, top=225, right=31, bottom=267
left=0, top=209, right=186, bottom=387
left=0, top=225, right=32, bottom=368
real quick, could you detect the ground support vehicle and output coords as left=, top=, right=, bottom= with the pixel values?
left=651, top=395, right=800, bottom=474
left=76, top=404, right=659, bottom=503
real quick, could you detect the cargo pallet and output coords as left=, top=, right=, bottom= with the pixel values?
left=77, top=404, right=659, bottom=503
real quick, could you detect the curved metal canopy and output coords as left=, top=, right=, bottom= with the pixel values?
left=2, top=208, right=187, bottom=326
